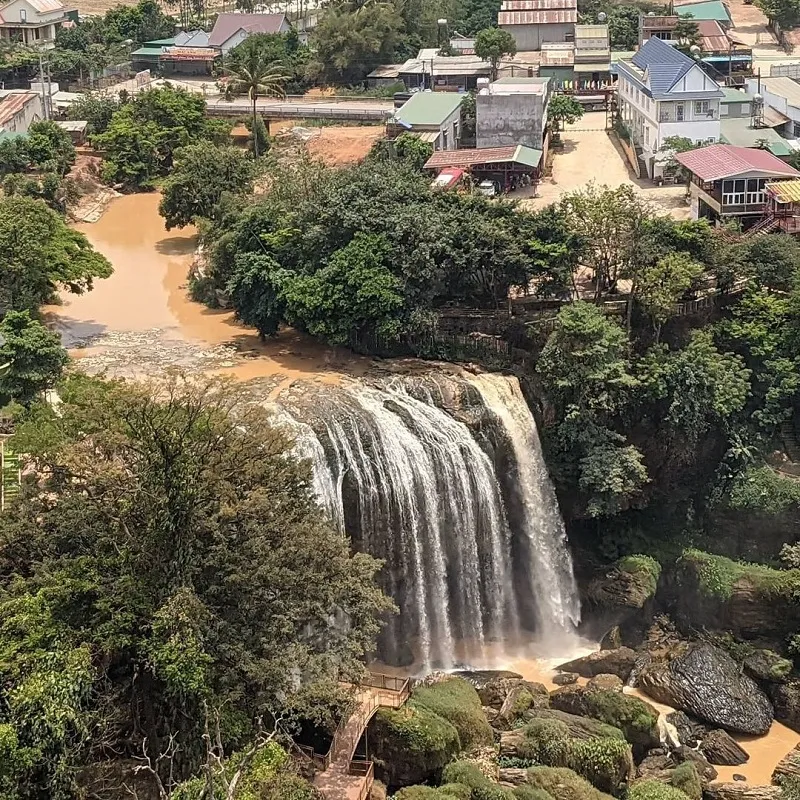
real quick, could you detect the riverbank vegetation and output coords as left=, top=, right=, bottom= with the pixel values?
left=0, top=374, right=392, bottom=798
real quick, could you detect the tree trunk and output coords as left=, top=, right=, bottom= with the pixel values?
left=252, top=93, right=259, bottom=159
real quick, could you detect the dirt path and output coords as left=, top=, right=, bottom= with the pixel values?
left=517, top=112, right=689, bottom=218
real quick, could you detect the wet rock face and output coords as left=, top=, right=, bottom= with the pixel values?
left=557, top=647, right=638, bottom=682
left=700, top=729, right=749, bottom=766
left=638, top=644, right=774, bottom=736
left=666, top=711, right=708, bottom=748
left=769, top=681, right=800, bottom=733
left=743, top=649, right=793, bottom=685
left=773, top=742, right=800, bottom=782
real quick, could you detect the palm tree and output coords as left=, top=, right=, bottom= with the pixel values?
left=224, top=39, right=289, bottom=158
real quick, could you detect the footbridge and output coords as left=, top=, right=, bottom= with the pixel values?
left=205, top=95, right=394, bottom=123
left=302, top=672, right=410, bottom=800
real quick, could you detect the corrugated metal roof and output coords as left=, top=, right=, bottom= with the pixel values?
left=424, top=144, right=542, bottom=168
left=675, top=144, right=800, bottom=181
left=676, top=0, right=732, bottom=23
left=766, top=179, right=800, bottom=202
left=208, top=12, right=287, bottom=47
left=575, top=23, right=608, bottom=38
left=697, top=19, right=730, bottom=51
left=24, top=0, right=65, bottom=13
left=759, top=76, right=800, bottom=108
left=501, top=0, right=576, bottom=8
left=395, top=92, right=464, bottom=126
left=719, top=117, right=792, bottom=152
left=499, top=9, right=577, bottom=24
left=0, top=91, right=39, bottom=128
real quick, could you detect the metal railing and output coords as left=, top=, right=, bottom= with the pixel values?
left=349, top=757, right=375, bottom=800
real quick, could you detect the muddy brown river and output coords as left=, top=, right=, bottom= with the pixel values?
left=49, top=193, right=800, bottom=787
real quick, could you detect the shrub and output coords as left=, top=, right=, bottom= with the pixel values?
left=513, top=788, right=556, bottom=800
left=395, top=788, right=450, bottom=800
left=439, top=784, right=474, bottom=800
left=670, top=763, right=701, bottom=800
left=500, top=757, right=538, bottom=769
left=617, top=555, right=662, bottom=595
left=413, top=678, right=494, bottom=749
left=568, top=737, right=632, bottom=793
left=524, top=767, right=615, bottom=800
left=629, top=780, right=690, bottom=800
left=579, top=691, right=658, bottom=753
left=727, top=465, right=800, bottom=515
left=521, top=719, right=571, bottom=766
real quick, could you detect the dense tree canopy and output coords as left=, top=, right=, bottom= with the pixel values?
left=0, top=375, right=392, bottom=797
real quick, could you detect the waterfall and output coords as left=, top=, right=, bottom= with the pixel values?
left=273, top=372, right=580, bottom=671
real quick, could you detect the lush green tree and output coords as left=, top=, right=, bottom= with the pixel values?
left=548, top=93, right=585, bottom=134
left=224, top=38, right=288, bottom=158
left=560, top=183, right=652, bottom=298
left=0, top=375, right=393, bottom=797
left=635, top=251, right=704, bottom=341
left=24, top=121, right=75, bottom=176
left=102, top=0, right=176, bottom=44
left=65, top=93, right=120, bottom=135
left=744, top=233, right=800, bottom=292
left=756, top=0, right=800, bottom=27
left=0, top=311, right=67, bottom=407
left=159, top=142, right=255, bottom=230
left=0, top=196, right=112, bottom=314
left=282, top=232, right=405, bottom=344
left=369, top=132, right=435, bottom=170
left=311, top=3, right=405, bottom=84
left=0, top=135, right=29, bottom=176
left=608, top=6, right=642, bottom=49
left=526, top=205, right=586, bottom=298
left=474, top=26, right=517, bottom=79
left=453, top=0, right=503, bottom=34
left=673, top=16, right=701, bottom=49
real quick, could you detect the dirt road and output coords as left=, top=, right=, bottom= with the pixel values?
left=518, top=112, right=689, bottom=218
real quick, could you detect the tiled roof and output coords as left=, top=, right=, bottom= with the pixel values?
left=208, top=13, right=287, bottom=47
left=425, top=144, right=543, bottom=168
left=675, top=144, right=800, bottom=181
left=631, top=36, right=693, bottom=94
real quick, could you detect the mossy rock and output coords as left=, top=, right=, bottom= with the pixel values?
left=743, top=649, right=793, bottom=684
left=629, top=780, right=691, bottom=800
left=441, top=761, right=515, bottom=800
left=394, top=786, right=471, bottom=800
left=567, top=737, right=633, bottom=794
left=670, top=762, right=702, bottom=800
left=413, top=677, right=494, bottom=750
left=527, top=708, right=625, bottom=742
left=549, top=686, right=659, bottom=756
left=370, top=703, right=460, bottom=789
left=513, top=788, right=556, bottom=800
left=588, top=555, right=661, bottom=611
left=523, top=766, right=616, bottom=800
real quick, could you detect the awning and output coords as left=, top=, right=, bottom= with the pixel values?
left=701, top=54, right=752, bottom=63
left=411, top=130, right=440, bottom=143
left=573, top=62, right=611, bottom=73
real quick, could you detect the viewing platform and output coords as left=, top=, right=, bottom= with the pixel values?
left=302, top=673, right=410, bottom=800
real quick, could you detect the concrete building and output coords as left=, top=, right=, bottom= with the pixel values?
left=208, top=12, right=290, bottom=55
left=498, top=0, right=577, bottom=52
left=392, top=92, right=464, bottom=150
left=616, top=36, right=723, bottom=178
left=676, top=143, right=800, bottom=227
left=0, top=0, right=74, bottom=49
left=717, top=87, right=793, bottom=155
left=476, top=76, right=551, bottom=150
left=745, top=77, right=800, bottom=138
left=0, top=90, right=43, bottom=137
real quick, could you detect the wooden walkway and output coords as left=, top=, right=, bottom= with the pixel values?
left=306, top=674, right=410, bottom=800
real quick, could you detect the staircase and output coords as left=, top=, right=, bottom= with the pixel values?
left=747, top=213, right=780, bottom=237
left=0, top=437, right=20, bottom=511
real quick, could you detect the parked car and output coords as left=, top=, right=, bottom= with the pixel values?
left=477, top=179, right=498, bottom=197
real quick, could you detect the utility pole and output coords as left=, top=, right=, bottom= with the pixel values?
left=37, top=51, right=49, bottom=121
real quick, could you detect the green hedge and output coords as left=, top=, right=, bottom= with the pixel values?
left=413, top=678, right=494, bottom=750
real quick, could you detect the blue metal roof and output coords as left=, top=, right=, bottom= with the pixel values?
left=631, top=36, right=694, bottom=95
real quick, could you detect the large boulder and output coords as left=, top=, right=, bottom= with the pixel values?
left=743, top=650, right=793, bottom=685
left=699, top=730, right=749, bottom=766
left=526, top=707, right=626, bottom=742
left=454, top=671, right=546, bottom=713
left=549, top=685, right=660, bottom=756
left=703, top=784, right=781, bottom=800
left=773, top=743, right=800, bottom=782
left=769, top=680, right=800, bottom=733
left=369, top=703, right=460, bottom=789
left=674, top=747, right=718, bottom=784
left=521, top=766, right=616, bottom=800
left=587, top=675, right=624, bottom=693
left=665, top=711, right=707, bottom=748
left=588, top=557, right=661, bottom=610
left=557, top=648, right=639, bottom=682
left=637, top=644, right=773, bottom=735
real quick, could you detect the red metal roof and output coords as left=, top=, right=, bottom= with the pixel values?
left=499, top=9, right=577, bottom=23
left=0, top=92, right=39, bottom=128
left=425, top=147, right=529, bottom=169
left=675, top=144, right=800, bottom=181
left=208, top=12, right=287, bottom=47
left=501, top=0, right=576, bottom=8
left=697, top=19, right=730, bottom=51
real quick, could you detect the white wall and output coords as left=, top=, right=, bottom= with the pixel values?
left=0, top=0, right=66, bottom=24
left=0, top=92, right=43, bottom=135
left=658, top=119, right=720, bottom=147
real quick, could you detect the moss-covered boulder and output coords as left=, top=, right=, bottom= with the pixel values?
left=588, top=556, right=661, bottom=610
left=670, top=762, right=701, bottom=800
left=413, top=677, right=494, bottom=750
left=556, top=649, right=639, bottom=683
left=521, top=766, right=616, bottom=800
left=549, top=686, right=659, bottom=756
left=743, top=649, right=793, bottom=684
left=568, top=737, right=633, bottom=794
left=526, top=708, right=625, bottom=742
left=512, top=788, right=556, bottom=800
left=369, top=703, right=460, bottom=789
left=442, top=761, right=515, bottom=800
left=629, top=780, right=691, bottom=800
left=394, top=785, right=472, bottom=800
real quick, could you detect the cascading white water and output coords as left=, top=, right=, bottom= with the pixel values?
left=272, top=372, right=580, bottom=671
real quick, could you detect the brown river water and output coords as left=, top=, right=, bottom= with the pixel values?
left=48, top=194, right=800, bottom=787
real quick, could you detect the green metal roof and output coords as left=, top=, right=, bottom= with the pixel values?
left=513, top=144, right=543, bottom=168
left=677, top=0, right=732, bottom=23
left=721, top=87, right=748, bottom=104
left=144, top=37, right=176, bottom=46
left=395, top=92, right=464, bottom=127
left=0, top=130, right=28, bottom=141
left=131, top=46, right=164, bottom=58
left=720, top=117, right=792, bottom=155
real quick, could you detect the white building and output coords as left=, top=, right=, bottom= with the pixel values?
left=616, top=36, right=723, bottom=179
left=744, top=76, right=800, bottom=138
left=0, top=90, right=44, bottom=137
left=0, top=0, right=74, bottom=49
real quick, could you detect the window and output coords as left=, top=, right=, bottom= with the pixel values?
left=723, top=177, right=767, bottom=206
left=19, top=8, right=26, bottom=20
left=695, top=100, right=711, bottom=115
left=794, top=121, right=800, bottom=137
left=676, top=103, right=684, bottom=121
left=644, top=127, right=649, bottom=144
left=442, top=129, right=448, bottom=149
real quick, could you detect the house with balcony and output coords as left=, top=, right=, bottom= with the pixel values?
left=759, top=179, right=800, bottom=235
left=675, top=143, right=800, bottom=228
left=0, top=0, right=75, bottom=49
left=616, top=36, right=723, bottom=179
